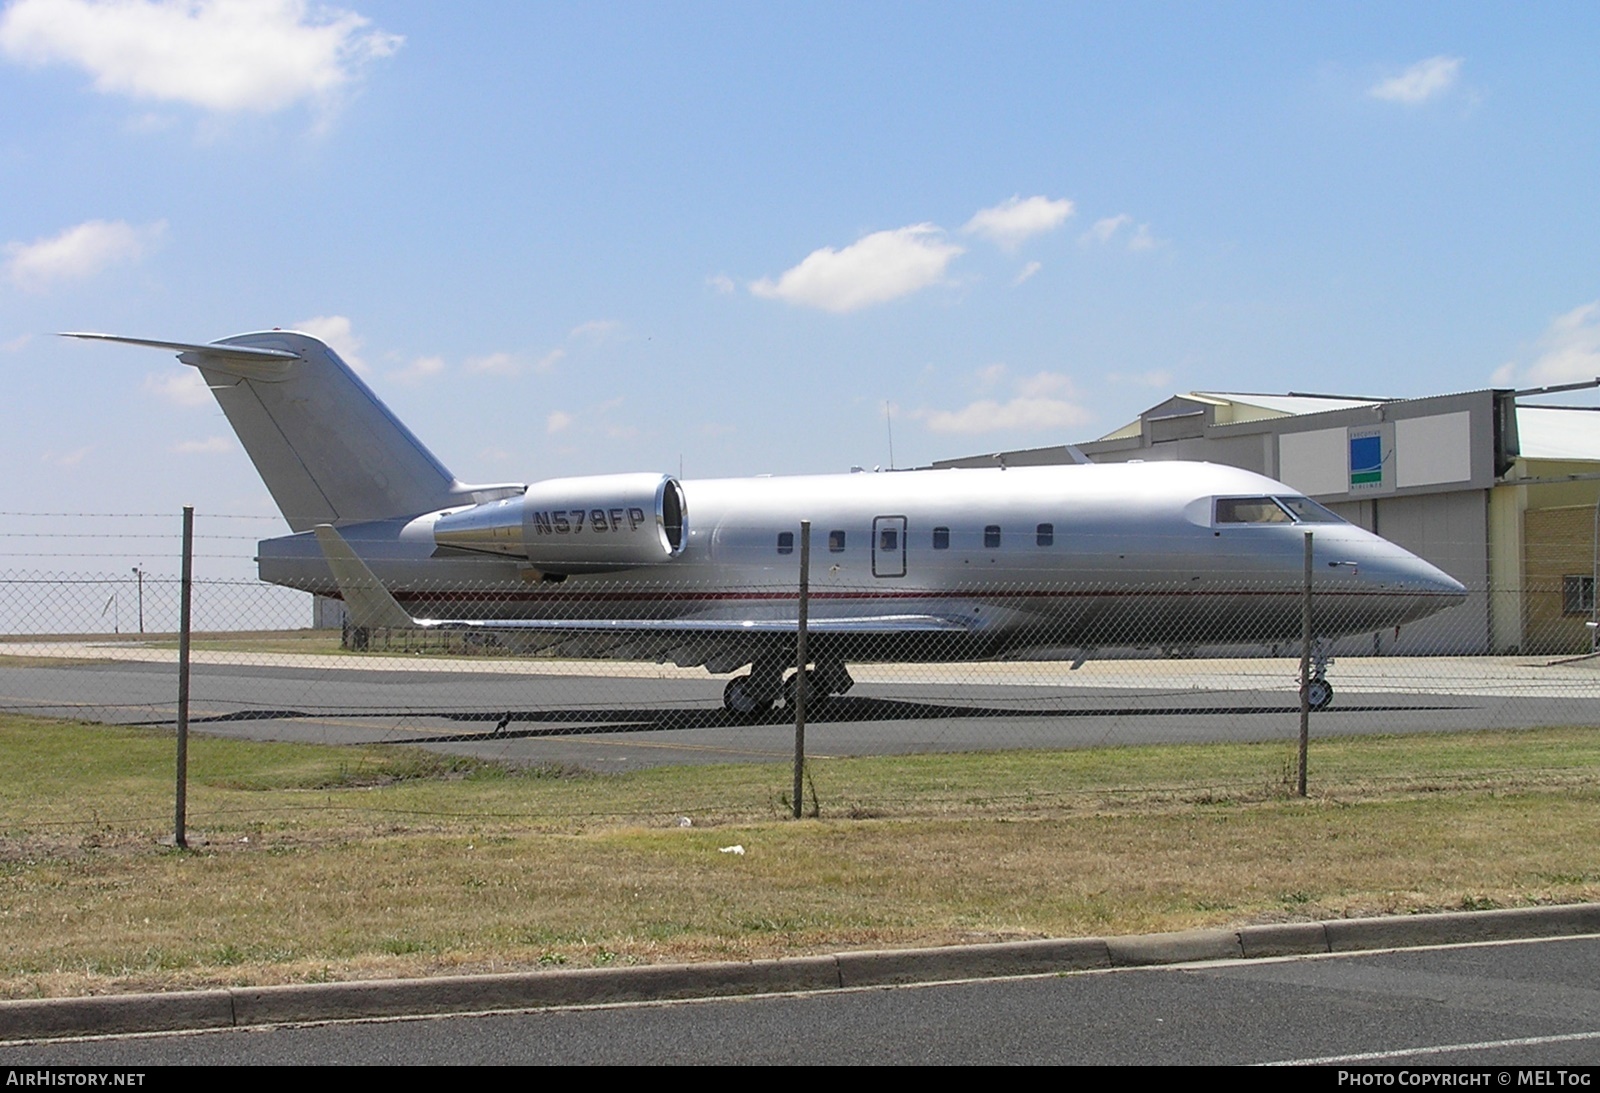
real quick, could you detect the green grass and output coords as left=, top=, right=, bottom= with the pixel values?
left=0, top=714, right=1597, bottom=998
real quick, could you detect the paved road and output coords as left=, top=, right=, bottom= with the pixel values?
left=7, top=936, right=1600, bottom=1065
left=2, top=645, right=1597, bottom=769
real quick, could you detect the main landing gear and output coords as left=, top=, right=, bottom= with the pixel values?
left=722, top=657, right=854, bottom=720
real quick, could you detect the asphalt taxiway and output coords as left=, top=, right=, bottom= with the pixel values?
left=2, top=643, right=1596, bottom=769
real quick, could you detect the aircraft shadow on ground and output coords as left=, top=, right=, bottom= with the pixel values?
left=124, top=694, right=1458, bottom=741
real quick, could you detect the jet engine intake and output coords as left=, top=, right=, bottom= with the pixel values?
left=433, top=472, right=687, bottom=573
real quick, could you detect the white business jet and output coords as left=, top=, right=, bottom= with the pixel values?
left=68, top=330, right=1466, bottom=716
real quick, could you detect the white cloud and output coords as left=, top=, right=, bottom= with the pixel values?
left=5, top=218, right=164, bottom=289
left=294, top=314, right=368, bottom=374
left=390, top=354, right=444, bottom=385
left=707, top=273, right=735, bottom=294
left=546, top=410, right=573, bottom=434
left=143, top=368, right=211, bottom=407
left=974, top=362, right=1008, bottom=388
left=568, top=319, right=619, bottom=343
left=1013, top=371, right=1078, bottom=399
left=918, top=397, right=1091, bottom=435
left=1081, top=214, right=1159, bottom=251
left=1012, top=261, right=1041, bottom=286
left=172, top=435, right=232, bottom=454
left=1082, top=215, right=1131, bottom=245
left=1503, top=301, right=1600, bottom=386
left=0, top=0, right=402, bottom=114
left=751, top=224, right=963, bottom=313
left=1369, top=56, right=1462, bottom=105
left=962, top=195, right=1074, bottom=251
left=917, top=367, right=1091, bottom=435
left=465, top=351, right=520, bottom=376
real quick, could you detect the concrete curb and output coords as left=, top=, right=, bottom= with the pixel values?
left=4, top=902, right=1597, bottom=1042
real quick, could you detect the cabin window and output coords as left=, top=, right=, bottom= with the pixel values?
left=984, top=525, right=1001, bottom=549
left=828, top=530, right=847, bottom=553
left=777, top=532, right=794, bottom=555
left=1564, top=575, right=1596, bottom=616
left=1036, top=523, right=1054, bottom=547
left=1215, top=497, right=1294, bottom=524
left=932, top=527, right=949, bottom=550
left=879, top=526, right=898, bottom=552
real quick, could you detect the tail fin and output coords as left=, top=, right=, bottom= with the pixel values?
left=68, top=330, right=520, bottom=530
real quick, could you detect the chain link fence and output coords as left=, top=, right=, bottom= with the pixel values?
left=2, top=568, right=1597, bottom=777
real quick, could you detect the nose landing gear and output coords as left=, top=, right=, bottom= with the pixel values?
left=1302, top=642, right=1334, bottom=710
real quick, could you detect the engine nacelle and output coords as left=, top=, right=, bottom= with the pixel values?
left=432, top=472, right=687, bottom=573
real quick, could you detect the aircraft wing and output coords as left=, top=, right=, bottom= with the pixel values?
left=313, top=525, right=970, bottom=637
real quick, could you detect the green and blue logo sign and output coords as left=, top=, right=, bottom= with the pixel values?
left=1349, top=428, right=1385, bottom=492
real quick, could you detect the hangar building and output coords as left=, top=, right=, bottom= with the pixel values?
left=935, top=386, right=1600, bottom=655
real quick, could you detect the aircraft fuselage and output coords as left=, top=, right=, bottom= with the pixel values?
left=256, top=460, right=1464, bottom=663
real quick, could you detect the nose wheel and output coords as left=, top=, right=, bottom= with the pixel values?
left=1305, top=678, right=1333, bottom=710
left=1302, top=642, right=1335, bottom=710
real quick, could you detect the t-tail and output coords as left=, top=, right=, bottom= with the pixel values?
left=63, top=331, right=522, bottom=530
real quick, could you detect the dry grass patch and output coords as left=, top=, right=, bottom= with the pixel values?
left=0, top=715, right=1597, bottom=997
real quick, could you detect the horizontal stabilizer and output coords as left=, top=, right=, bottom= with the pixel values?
left=70, top=329, right=481, bottom=528
left=61, top=332, right=299, bottom=381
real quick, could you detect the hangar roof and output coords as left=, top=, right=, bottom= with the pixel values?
left=1189, top=392, right=1382, bottom=417
left=1097, top=391, right=1600, bottom=466
left=1515, top=406, right=1600, bottom=461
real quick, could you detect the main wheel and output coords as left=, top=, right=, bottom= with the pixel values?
left=723, top=675, right=772, bottom=718
left=1306, top=679, right=1333, bottom=710
left=782, top=669, right=821, bottom=710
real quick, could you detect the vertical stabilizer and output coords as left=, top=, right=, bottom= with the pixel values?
left=196, top=331, right=463, bottom=529
left=68, top=330, right=506, bottom=530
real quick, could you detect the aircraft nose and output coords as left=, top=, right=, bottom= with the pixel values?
left=1333, top=535, right=1468, bottom=622
left=1383, top=553, right=1466, bottom=599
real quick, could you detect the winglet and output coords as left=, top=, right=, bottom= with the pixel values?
left=312, top=524, right=419, bottom=630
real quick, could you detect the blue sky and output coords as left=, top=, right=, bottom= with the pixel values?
left=2, top=2, right=1598, bottom=580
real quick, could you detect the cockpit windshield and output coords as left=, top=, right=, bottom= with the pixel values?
left=1275, top=496, right=1345, bottom=523
left=1215, top=497, right=1294, bottom=524
left=1215, top=496, right=1348, bottom=525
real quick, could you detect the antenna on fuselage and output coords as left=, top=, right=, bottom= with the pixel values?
left=885, top=401, right=895, bottom=470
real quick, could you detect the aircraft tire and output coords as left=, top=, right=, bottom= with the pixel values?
left=723, top=676, right=772, bottom=718
left=782, top=669, right=824, bottom=710
left=1307, top=679, right=1333, bottom=710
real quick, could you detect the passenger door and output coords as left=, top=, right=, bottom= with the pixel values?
left=872, top=515, right=907, bottom=578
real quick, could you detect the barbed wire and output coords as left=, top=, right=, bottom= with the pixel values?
left=0, top=552, right=257, bottom=559
left=0, top=511, right=282, bottom=520
left=0, top=533, right=262, bottom=540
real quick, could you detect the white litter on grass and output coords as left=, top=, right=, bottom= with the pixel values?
left=718, top=845, right=745, bottom=855
left=677, top=816, right=693, bottom=827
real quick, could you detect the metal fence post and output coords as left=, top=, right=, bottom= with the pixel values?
left=174, top=507, right=193, bottom=849
left=793, top=520, right=810, bottom=820
left=1298, top=530, right=1313, bottom=798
